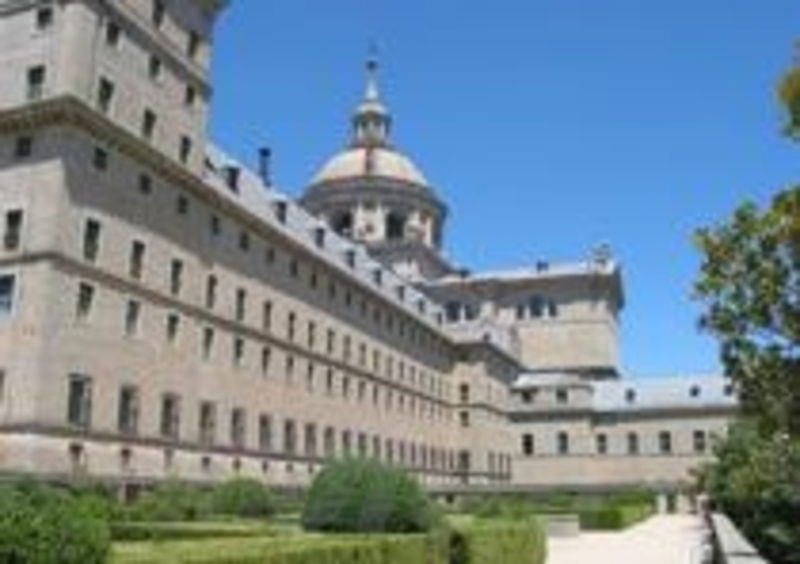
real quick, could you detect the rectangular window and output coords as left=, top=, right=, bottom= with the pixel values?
left=627, top=432, right=639, bottom=455
left=117, top=385, right=139, bottom=435
left=176, top=195, right=189, bottom=215
left=324, top=427, right=335, bottom=458
left=230, top=407, right=246, bottom=448
left=166, top=312, right=180, bottom=342
left=67, top=373, right=92, bottom=428
left=76, top=282, right=94, bottom=320
left=124, top=300, right=140, bottom=336
left=555, top=388, right=569, bottom=405
left=262, top=300, right=272, bottom=332
left=233, top=336, right=244, bottom=366
left=93, top=147, right=108, bottom=170
left=693, top=430, right=707, bottom=454
left=307, top=321, right=316, bottom=349
left=4, top=210, right=23, bottom=251
left=199, top=401, right=216, bottom=445
left=97, top=77, right=115, bottom=113
left=170, top=259, right=183, bottom=295
left=138, top=174, right=152, bottom=195
left=283, top=419, right=296, bottom=455
left=160, top=393, right=180, bottom=439
left=658, top=431, right=672, bottom=455
left=459, top=410, right=470, bottom=428
left=179, top=136, right=192, bottom=164
left=557, top=431, right=569, bottom=455
left=129, top=240, right=145, bottom=279
left=105, top=21, right=121, bottom=47
left=83, top=218, right=101, bottom=262
left=141, top=109, right=157, bottom=140
left=261, top=347, right=271, bottom=376
left=205, top=275, right=217, bottom=309
left=14, top=136, right=33, bottom=159
left=304, top=423, right=317, bottom=457
left=201, top=327, right=214, bottom=360
left=35, top=7, right=53, bottom=31
left=287, top=312, right=296, bottom=341
left=187, top=31, right=200, bottom=59
left=185, top=84, right=197, bottom=107
left=152, top=0, right=165, bottom=27
left=27, top=66, right=46, bottom=101
left=235, top=288, right=246, bottom=322
left=258, top=414, right=272, bottom=452
left=148, top=55, right=162, bottom=80
left=238, top=230, right=249, bottom=251
left=596, top=433, right=608, bottom=455
left=522, top=433, right=534, bottom=456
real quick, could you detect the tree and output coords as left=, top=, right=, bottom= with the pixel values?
left=694, top=187, right=800, bottom=436
left=779, top=55, right=800, bottom=137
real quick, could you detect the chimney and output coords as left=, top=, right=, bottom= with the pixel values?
left=258, top=146, right=272, bottom=188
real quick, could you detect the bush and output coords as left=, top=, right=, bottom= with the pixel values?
left=0, top=483, right=110, bottom=564
left=210, top=478, right=275, bottom=518
left=125, top=480, right=211, bottom=522
left=578, top=503, right=653, bottom=531
left=110, top=521, right=275, bottom=542
left=302, top=458, right=439, bottom=534
left=449, top=519, right=547, bottom=564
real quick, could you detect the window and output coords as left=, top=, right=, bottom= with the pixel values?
left=129, top=240, right=145, bottom=279
left=14, top=136, right=33, bottom=158
left=658, top=431, right=672, bottom=454
left=238, top=230, right=249, bottom=251
left=307, top=321, right=316, bottom=349
left=304, top=423, right=317, bottom=457
left=117, top=385, right=139, bottom=435
left=185, top=84, right=197, bottom=107
left=596, top=433, right=608, bottom=455
left=0, top=370, right=6, bottom=404
left=148, top=55, right=162, bottom=81
left=105, top=21, right=121, bottom=47
left=689, top=385, right=701, bottom=398
left=209, top=214, right=221, bottom=236
left=306, top=362, right=315, bottom=392
left=169, top=259, right=183, bottom=295
left=285, top=355, right=295, bottom=383
left=262, top=300, right=272, bottom=331
left=179, top=136, right=192, bottom=164
left=625, top=388, right=636, bottom=404
left=522, top=433, right=534, bottom=456
left=124, top=300, right=140, bottom=336
left=520, top=389, right=536, bottom=404
left=97, top=77, right=115, bottom=113
left=693, top=430, right=707, bottom=454
left=235, top=288, right=246, bottom=322
left=557, top=431, right=569, bottom=455
left=76, top=282, right=94, bottom=320
left=233, top=336, right=244, bottom=366
left=230, top=408, right=246, bottom=448
left=4, top=209, right=23, bottom=251
left=36, top=7, right=53, bottom=30
left=166, top=312, right=180, bottom=342
left=199, top=401, right=216, bottom=445
left=627, top=432, right=640, bottom=455
left=27, top=66, right=46, bottom=101
left=93, top=147, right=108, bottom=170
left=82, top=218, right=101, bottom=262
left=160, top=393, right=180, bottom=439
left=324, top=427, right=335, bottom=458
left=459, top=410, right=470, bottom=428
left=141, top=109, right=157, bottom=140
left=261, top=347, right=271, bottom=375
left=138, top=174, right=153, bottom=195
left=205, top=275, right=217, bottom=309
left=287, top=311, right=296, bottom=341
left=249, top=413, right=270, bottom=453
left=555, top=388, right=569, bottom=405
left=187, top=31, right=200, bottom=58
left=152, top=0, right=165, bottom=27
left=67, top=374, right=92, bottom=428
left=325, top=368, right=334, bottom=395
left=201, top=327, right=214, bottom=360
left=326, top=328, right=335, bottom=355
left=283, top=419, right=296, bottom=455
left=459, top=383, right=470, bottom=404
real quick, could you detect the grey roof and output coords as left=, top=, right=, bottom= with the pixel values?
left=202, top=144, right=446, bottom=332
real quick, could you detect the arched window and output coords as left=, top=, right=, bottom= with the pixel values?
left=385, top=212, right=406, bottom=240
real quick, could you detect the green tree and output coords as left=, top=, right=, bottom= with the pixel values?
left=694, top=187, right=800, bottom=436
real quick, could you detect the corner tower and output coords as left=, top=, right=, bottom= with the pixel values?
left=301, top=57, right=452, bottom=282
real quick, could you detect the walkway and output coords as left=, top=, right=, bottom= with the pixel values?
left=547, top=515, right=709, bottom=564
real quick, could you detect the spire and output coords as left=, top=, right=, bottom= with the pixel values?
left=352, top=48, right=392, bottom=148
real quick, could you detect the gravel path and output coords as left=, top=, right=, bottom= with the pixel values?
left=547, top=514, right=709, bottom=564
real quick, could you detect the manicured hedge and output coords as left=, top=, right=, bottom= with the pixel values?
left=578, top=502, right=653, bottom=531
left=111, top=519, right=546, bottom=564
left=112, top=533, right=449, bottom=564
left=110, top=521, right=275, bottom=542
left=451, top=519, right=547, bottom=564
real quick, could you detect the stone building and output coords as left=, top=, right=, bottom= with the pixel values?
left=0, top=0, right=735, bottom=496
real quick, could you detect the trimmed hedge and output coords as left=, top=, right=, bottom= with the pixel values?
left=578, top=502, right=653, bottom=531
left=110, top=521, right=276, bottom=542
left=451, top=519, right=547, bottom=564
left=210, top=478, right=276, bottom=519
left=112, top=533, right=449, bottom=564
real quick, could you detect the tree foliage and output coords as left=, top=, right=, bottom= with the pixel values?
left=301, top=458, right=439, bottom=534
left=779, top=59, right=800, bottom=137
left=694, top=187, right=800, bottom=436
left=210, top=478, right=275, bottom=519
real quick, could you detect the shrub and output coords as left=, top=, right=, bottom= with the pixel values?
left=210, top=478, right=275, bottom=518
left=578, top=502, right=653, bottom=531
left=125, top=480, right=211, bottom=522
left=450, top=519, right=547, bottom=564
left=301, top=458, right=439, bottom=533
left=110, top=521, right=274, bottom=542
left=0, top=483, right=110, bottom=564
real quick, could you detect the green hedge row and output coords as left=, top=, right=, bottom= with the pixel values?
left=578, top=502, right=653, bottom=531
left=111, top=521, right=276, bottom=542
left=111, top=520, right=547, bottom=564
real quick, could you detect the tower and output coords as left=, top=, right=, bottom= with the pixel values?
left=301, top=56, right=452, bottom=282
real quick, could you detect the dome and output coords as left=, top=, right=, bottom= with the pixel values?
left=311, top=146, right=429, bottom=187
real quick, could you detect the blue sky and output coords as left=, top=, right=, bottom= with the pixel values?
left=209, top=1, right=800, bottom=378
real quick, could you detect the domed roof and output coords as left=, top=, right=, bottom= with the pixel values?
left=311, top=146, right=429, bottom=187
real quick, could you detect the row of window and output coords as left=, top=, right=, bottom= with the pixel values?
left=74, top=214, right=449, bottom=398
left=515, top=295, right=559, bottom=320
left=66, top=373, right=456, bottom=472
left=520, top=429, right=712, bottom=457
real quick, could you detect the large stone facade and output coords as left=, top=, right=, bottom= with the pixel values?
left=0, top=0, right=736, bottom=495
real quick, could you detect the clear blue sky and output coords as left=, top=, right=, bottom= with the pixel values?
left=209, top=1, right=800, bottom=378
